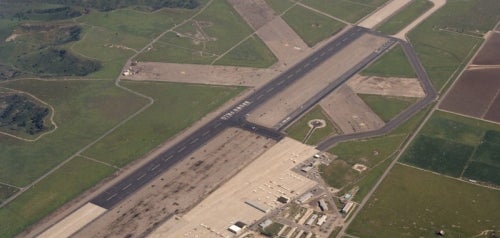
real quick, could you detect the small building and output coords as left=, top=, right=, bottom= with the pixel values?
left=259, top=219, right=273, bottom=229
left=277, top=196, right=290, bottom=204
left=228, top=221, right=246, bottom=234
left=301, top=166, right=313, bottom=173
left=316, top=215, right=327, bottom=226
left=298, top=192, right=313, bottom=204
left=341, top=201, right=354, bottom=214
left=318, top=199, right=328, bottom=211
left=306, top=214, right=318, bottom=226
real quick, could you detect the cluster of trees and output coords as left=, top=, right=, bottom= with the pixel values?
left=0, top=94, right=50, bottom=135
left=42, top=0, right=199, bottom=11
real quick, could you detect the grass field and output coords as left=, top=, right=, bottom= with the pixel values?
left=361, top=44, right=415, bottom=78
left=301, top=0, right=389, bottom=23
left=347, top=164, right=500, bottom=238
left=82, top=81, right=244, bottom=167
left=358, top=94, right=417, bottom=122
left=321, top=104, right=430, bottom=196
left=213, top=35, right=277, bottom=68
left=285, top=106, right=337, bottom=145
left=266, top=0, right=294, bottom=14
left=377, top=0, right=433, bottom=35
left=408, top=0, right=500, bottom=91
left=0, top=79, right=146, bottom=186
left=281, top=4, right=345, bottom=47
left=401, top=110, right=500, bottom=185
left=0, top=156, right=116, bottom=238
left=136, top=0, right=274, bottom=67
left=0, top=184, right=18, bottom=205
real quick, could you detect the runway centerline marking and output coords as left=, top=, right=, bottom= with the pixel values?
left=106, top=193, right=117, bottom=201
left=287, top=74, right=293, bottom=79
left=266, top=87, right=274, bottom=93
left=257, top=94, right=263, bottom=100
left=177, top=146, right=186, bottom=153
left=202, top=131, right=210, bottom=136
left=122, top=183, right=132, bottom=190
left=277, top=80, right=285, bottom=85
left=151, top=164, right=160, bottom=171
left=163, top=154, right=173, bottom=162
left=190, top=138, right=199, bottom=144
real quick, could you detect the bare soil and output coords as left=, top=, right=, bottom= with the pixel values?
left=440, top=68, right=500, bottom=118
left=247, top=33, right=388, bottom=128
left=227, top=0, right=276, bottom=30
left=319, top=85, right=385, bottom=134
left=472, top=32, right=500, bottom=65
left=72, top=128, right=276, bottom=238
left=347, top=74, right=424, bottom=97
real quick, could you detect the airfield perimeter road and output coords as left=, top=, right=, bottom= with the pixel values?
left=91, top=26, right=371, bottom=209
left=316, top=40, right=437, bottom=150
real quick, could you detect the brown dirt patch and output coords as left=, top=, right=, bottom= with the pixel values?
left=227, top=0, right=276, bottom=30
left=440, top=68, right=500, bottom=118
left=320, top=85, right=385, bottom=134
left=484, top=95, right=500, bottom=122
left=347, top=74, right=424, bottom=97
left=472, top=32, right=500, bottom=65
left=72, top=128, right=276, bottom=238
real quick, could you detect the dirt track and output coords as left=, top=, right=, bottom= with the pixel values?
left=72, top=128, right=275, bottom=238
left=320, top=85, right=384, bottom=134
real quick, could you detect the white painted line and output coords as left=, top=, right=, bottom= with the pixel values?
left=277, top=80, right=285, bottom=85
left=320, top=52, right=325, bottom=56
left=295, top=68, right=301, bottom=73
left=151, top=164, right=160, bottom=171
left=137, top=173, right=146, bottom=181
left=266, top=87, right=274, bottom=93
left=202, top=131, right=210, bottom=136
left=287, top=74, right=293, bottom=79
left=178, top=146, right=186, bottom=153
left=190, top=138, right=199, bottom=144
left=214, top=122, right=222, bottom=128
left=122, top=183, right=132, bottom=190
left=163, top=154, right=173, bottom=162
left=257, top=94, right=263, bottom=100
left=106, top=193, right=117, bottom=201
left=312, top=57, right=318, bottom=62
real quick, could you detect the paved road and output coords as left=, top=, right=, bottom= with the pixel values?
left=316, top=39, right=437, bottom=150
left=91, top=26, right=370, bottom=209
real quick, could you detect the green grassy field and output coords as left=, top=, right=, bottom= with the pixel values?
left=285, top=106, right=337, bottom=145
left=401, top=111, right=500, bottom=185
left=361, top=44, right=415, bottom=78
left=266, top=0, right=294, bottom=14
left=213, top=35, right=277, bottom=68
left=82, top=81, right=244, bottom=167
left=377, top=0, right=433, bottom=35
left=281, top=4, right=345, bottom=47
left=0, top=79, right=146, bottom=186
left=0, top=184, right=18, bottom=205
left=408, top=0, right=500, bottom=91
left=301, top=0, right=389, bottom=23
left=358, top=94, right=417, bottom=122
left=321, top=104, right=430, bottom=195
left=136, top=0, right=274, bottom=67
left=347, top=164, right=500, bottom=238
left=0, top=156, right=116, bottom=238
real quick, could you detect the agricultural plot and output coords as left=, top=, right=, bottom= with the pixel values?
left=358, top=94, right=417, bottom=122
left=82, top=81, right=244, bottom=167
left=286, top=106, right=337, bottom=145
left=0, top=79, right=146, bottom=186
left=440, top=68, right=500, bottom=121
left=376, top=0, right=433, bottom=35
left=472, top=32, right=500, bottom=65
left=347, top=164, right=500, bottom=238
left=136, top=0, right=274, bottom=67
left=401, top=111, right=500, bottom=185
left=281, top=4, right=345, bottom=47
left=408, top=0, right=500, bottom=91
left=361, top=44, right=415, bottom=78
left=301, top=0, right=389, bottom=23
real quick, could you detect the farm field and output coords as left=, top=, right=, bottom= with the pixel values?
left=440, top=68, right=500, bottom=120
left=82, top=81, right=244, bottom=167
left=472, top=32, right=500, bottom=65
left=361, top=44, right=415, bottom=78
left=0, top=79, right=146, bottom=186
left=358, top=94, right=417, bottom=122
left=401, top=110, right=500, bottom=185
left=286, top=106, right=337, bottom=145
left=347, top=164, right=500, bottom=238
left=136, top=0, right=274, bottom=67
left=408, top=0, right=500, bottom=91
left=301, top=0, right=389, bottom=23
left=0, top=156, right=116, bottom=238
left=281, top=4, right=346, bottom=47
left=376, top=0, right=433, bottom=35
